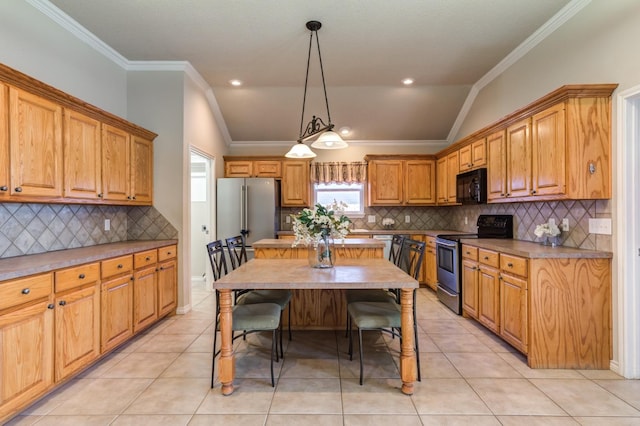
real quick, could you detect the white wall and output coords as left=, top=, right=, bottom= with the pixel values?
left=0, top=0, right=127, bottom=117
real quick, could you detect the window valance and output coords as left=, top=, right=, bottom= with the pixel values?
left=310, top=162, right=367, bottom=184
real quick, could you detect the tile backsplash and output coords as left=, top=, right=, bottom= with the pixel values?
left=282, top=199, right=612, bottom=252
left=0, top=203, right=177, bottom=259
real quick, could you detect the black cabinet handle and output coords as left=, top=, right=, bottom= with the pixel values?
left=483, top=256, right=489, bottom=260
left=132, top=196, right=136, bottom=200
left=127, top=196, right=132, bottom=200
left=97, top=193, right=103, bottom=198
left=21, top=288, right=30, bottom=295
left=531, top=190, right=537, bottom=194
left=59, top=300, right=66, bottom=306
left=79, top=274, right=85, bottom=279
left=507, top=262, right=514, bottom=268
left=47, top=304, right=55, bottom=309
left=15, top=187, right=22, bottom=193
left=117, top=264, right=123, bottom=269
left=0, top=185, right=7, bottom=191
left=145, top=256, right=151, bottom=261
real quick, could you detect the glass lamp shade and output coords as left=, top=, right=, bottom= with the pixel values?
left=285, top=142, right=317, bottom=158
left=310, top=131, right=348, bottom=149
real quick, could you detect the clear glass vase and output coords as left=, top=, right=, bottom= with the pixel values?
left=541, top=235, right=561, bottom=247
left=308, top=234, right=334, bottom=268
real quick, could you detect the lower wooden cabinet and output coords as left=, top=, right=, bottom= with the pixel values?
left=0, top=298, right=54, bottom=421
left=157, top=258, right=177, bottom=317
left=133, top=265, right=158, bottom=332
left=424, top=237, right=437, bottom=290
left=101, top=274, right=134, bottom=352
left=500, top=271, right=527, bottom=353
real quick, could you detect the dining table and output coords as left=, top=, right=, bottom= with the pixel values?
left=212, top=257, right=419, bottom=396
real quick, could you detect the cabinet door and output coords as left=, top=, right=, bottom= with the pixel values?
left=424, top=246, right=437, bottom=290
left=130, top=136, right=153, bottom=204
left=101, top=275, right=133, bottom=352
left=461, top=259, right=479, bottom=318
left=64, top=110, right=102, bottom=200
left=225, top=161, right=253, bottom=177
left=54, top=285, right=100, bottom=381
left=9, top=87, right=63, bottom=197
left=102, top=124, right=130, bottom=202
left=506, top=119, right=531, bottom=199
left=254, top=160, right=281, bottom=178
left=459, top=145, right=472, bottom=172
left=0, top=83, right=8, bottom=199
left=0, top=299, right=53, bottom=420
left=487, top=130, right=507, bottom=201
left=500, top=273, right=528, bottom=353
left=446, top=151, right=459, bottom=203
left=471, top=138, right=487, bottom=168
left=157, top=259, right=177, bottom=317
left=281, top=160, right=310, bottom=207
left=133, top=265, right=158, bottom=332
left=405, top=159, right=436, bottom=204
left=436, top=157, right=448, bottom=204
left=478, top=265, right=500, bottom=333
left=532, top=103, right=566, bottom=197
left=368, top=160, right=403, bottom=205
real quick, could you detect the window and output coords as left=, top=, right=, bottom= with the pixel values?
left=314, top=182, right=365, bottom=217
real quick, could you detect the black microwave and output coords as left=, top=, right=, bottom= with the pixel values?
left=456, top=168, right=487, bottom=204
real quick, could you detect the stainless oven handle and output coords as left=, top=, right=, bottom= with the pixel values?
left=437, top=285, right=457, bottom=297
left=436, top=240, right=458, bottom=248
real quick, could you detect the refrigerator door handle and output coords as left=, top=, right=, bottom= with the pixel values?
left=241, top=185, right=250, bottom=238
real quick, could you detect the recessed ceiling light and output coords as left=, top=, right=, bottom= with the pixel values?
left=339, top=126, right=351, bottom=136
left=229, top=79, right=242, bottom=86
left=402, top=78, right=414, bottom=86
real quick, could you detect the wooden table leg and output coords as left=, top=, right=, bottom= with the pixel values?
left=218, top=289, right=235, bottom=395
left=400, top=288, right=417, bottom=395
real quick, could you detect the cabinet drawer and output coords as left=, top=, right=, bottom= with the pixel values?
left=478, top=249, right=499, bottom=268
left=158, top=245, right=177, bottom=261
left=500, top=254, right=528, bottom=277
left=0, top=273, right=53, bottom=311
left=462, top=245, right=478, bottom=261
left=102, top=255, right=133, bottom=279
left=55, top=263, right=100, bottom=293
left=426, top=236, right=437, bottom=248
left=134, top=250, right=157, bottom=269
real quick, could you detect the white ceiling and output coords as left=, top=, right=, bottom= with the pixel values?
left=48, top=0, right=574, bottom=145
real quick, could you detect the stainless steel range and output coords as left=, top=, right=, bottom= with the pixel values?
left=435, top=215, right=513, bottom=314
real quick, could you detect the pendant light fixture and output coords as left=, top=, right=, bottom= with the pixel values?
left=285, top=20, right=347, bottom=158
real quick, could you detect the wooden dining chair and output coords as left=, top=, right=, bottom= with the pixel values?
left=225, top=235, right=293, bottom=347
left=347, top=237, right=425, bottom=385
left=344, top=234, right=406, bottom=337
left=207, top=240, right=282, bottom=388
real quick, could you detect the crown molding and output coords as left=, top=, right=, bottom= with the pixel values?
left=447, top=0, right=592, bottom=143
left=26, top=0, right=129, bottom=68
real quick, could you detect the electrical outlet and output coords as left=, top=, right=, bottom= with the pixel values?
left=368, top=215, right=376, bottom=223
left=561, top=218, right=569, bottom=232
left=404, top=215, right=410, bottom=223
left=104, top=219, right=110, bottom=231
left=285, top=215, right=291, bottom=224
left=589, top=218, right=612, bottom=235
left=464, top=216, right=468, bottom=225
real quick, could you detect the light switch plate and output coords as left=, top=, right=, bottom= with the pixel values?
left=104, top=219, right=110, bottom=231
left=404, top=215, right=410, bottom=223
left=368, top=215, right=376, bottom=223
left=589, top=218, right=612, bottom=235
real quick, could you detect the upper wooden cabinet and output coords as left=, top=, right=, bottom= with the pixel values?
left=459, top=138, right=486, bottom=172
left=505, top=118, right=532, bottom=199
left=436, top=151, right=459, bottom=205
left=9, top=87, right=63, bottom=198
left=281, top=159, right=310, bottom=207
left=224, top=158, right=282, bottom=178
left=64, top=110, right=102, bottom=200
left=366, top=155, right=436, bottom=206
left=0, top=83, right=8, bottom=199
left=0, top=63, right=157, bottom=206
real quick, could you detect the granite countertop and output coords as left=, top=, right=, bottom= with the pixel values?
left=461, top=238, right=612, bottom=259
left=253, top=238, right=385, bottom=249
left=0, top=240, right=179, bottom=282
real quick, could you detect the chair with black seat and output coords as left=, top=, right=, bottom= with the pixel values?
left=225, top=235, right=293, bottom=346
left=347, top=237, right=425, bottom=385
left=207, top=240, right=282, bottom=388
left=344, top=234, right=405, bottom=337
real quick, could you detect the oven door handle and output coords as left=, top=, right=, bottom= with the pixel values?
left=437, top=284, right=458, bottom=297
left=436, top=240, right=458, bottom=248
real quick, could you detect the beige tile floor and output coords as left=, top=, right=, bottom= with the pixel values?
left=7, top=285, right=640, bottom=426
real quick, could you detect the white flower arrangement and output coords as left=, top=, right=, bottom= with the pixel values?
left=291, top=201, right=351, bottom=246
left=534, top=221, right=561, bottom=238
left=382, top=218, right=395, bottom=227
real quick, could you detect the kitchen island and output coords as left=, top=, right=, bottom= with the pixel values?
left=252, top=238, right=384, bottom=329
left=213, top=257, right=418, bottom=395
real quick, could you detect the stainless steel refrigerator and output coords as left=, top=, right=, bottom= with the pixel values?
left=216, top=178, right=280, bottom=254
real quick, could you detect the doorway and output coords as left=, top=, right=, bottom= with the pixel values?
left=616, top=85, right=640, bottom=378
left=190, top=149, right=214, bottom=305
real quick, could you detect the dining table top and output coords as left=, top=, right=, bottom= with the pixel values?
left=213, top=258, right=418, bottom=290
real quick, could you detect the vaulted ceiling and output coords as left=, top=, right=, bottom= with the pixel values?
left=49, top=0, right=573, bottom=145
